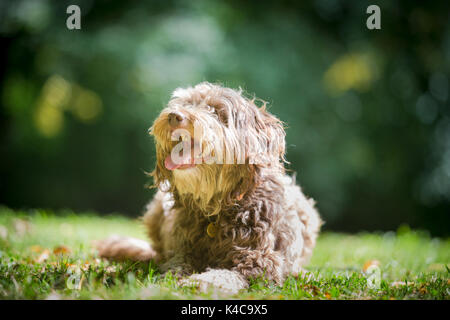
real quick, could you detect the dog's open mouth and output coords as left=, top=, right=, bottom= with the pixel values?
left=164, top=154, right=196, bottom=170
left=164, top=139, right=199, bottom=171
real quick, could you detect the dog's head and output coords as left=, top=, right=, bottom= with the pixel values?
left=149, top=82, right=286, bottom=215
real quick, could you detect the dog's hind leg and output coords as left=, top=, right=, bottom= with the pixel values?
left=95, top=235, right=157, bottom=262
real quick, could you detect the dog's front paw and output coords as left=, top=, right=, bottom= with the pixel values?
left=180, top=269, right=247, bottom=295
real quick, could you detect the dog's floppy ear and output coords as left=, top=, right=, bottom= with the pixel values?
left=259, top=104, right=286, bottom=164
left=244, top=100, right=286, bottom=167
left=147, top=122, right=173, bottom=192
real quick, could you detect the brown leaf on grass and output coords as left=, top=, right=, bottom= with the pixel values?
left=324, top=292, right=332, bottom=299
left=303, top=284, right=320, bottom=296
left=418, top=286, right=428, bottom=295
left=35, top=249, right=50, bottom=263
left=53, top=245, right=71, bottom=255
left=363, top=260, right=380, bottom=272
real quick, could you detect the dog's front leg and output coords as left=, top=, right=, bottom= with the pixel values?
left=180, top=268, right=248, bottom=295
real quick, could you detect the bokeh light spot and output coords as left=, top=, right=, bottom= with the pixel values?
left=71, top=87, right=103, bottom=123
left=324, top=53, right=375, bottom=95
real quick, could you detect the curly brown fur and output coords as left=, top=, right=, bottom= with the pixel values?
left=97, top=82, right=322, bottom=295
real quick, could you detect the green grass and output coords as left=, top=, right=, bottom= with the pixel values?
left=0, top=206, right=448, bottom=300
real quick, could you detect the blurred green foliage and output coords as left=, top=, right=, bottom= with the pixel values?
left=0, top=0, right=449, bottom=235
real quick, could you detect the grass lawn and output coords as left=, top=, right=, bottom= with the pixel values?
left=0, top=206, right=448, bottom=300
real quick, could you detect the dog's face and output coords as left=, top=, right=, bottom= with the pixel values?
left=150, top=82, right=285, bottom=214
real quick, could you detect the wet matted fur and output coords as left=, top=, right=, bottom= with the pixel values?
left=96, top=82, right=322, bottom=294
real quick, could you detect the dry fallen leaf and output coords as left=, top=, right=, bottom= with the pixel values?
left=53, top=245, right=71, bottom=255
left=419, top=286, right=428, bottom=295
left=324, top=292, right=332, bottom=299
left=35, top=249, right=51, bottom=263
left=304, top=284, right=320, bottom=296
left=363, top=260, right=380, bottom=272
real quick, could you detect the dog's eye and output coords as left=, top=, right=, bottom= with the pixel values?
left=207, top=105, right=220, bottom=117
left=216, top=110, right=229, bottom=125
left=207, top=105, right=229, bottom=125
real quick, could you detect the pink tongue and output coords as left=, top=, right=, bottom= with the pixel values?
left=164, top=152, right=194, bottom=170
left=165, top=156, right=182, bottom=170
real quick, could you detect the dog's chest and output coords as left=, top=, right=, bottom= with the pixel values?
left=176, top=215, right=234, bottom=269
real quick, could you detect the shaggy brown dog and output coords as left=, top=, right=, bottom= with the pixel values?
left=96, top=82, right=322, bottom=294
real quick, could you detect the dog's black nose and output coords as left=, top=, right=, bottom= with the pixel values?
left=168, top=112, right=185, bottom=127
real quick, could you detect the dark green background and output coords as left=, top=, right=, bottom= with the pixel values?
left=1, top=0, right=449, bottom=235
